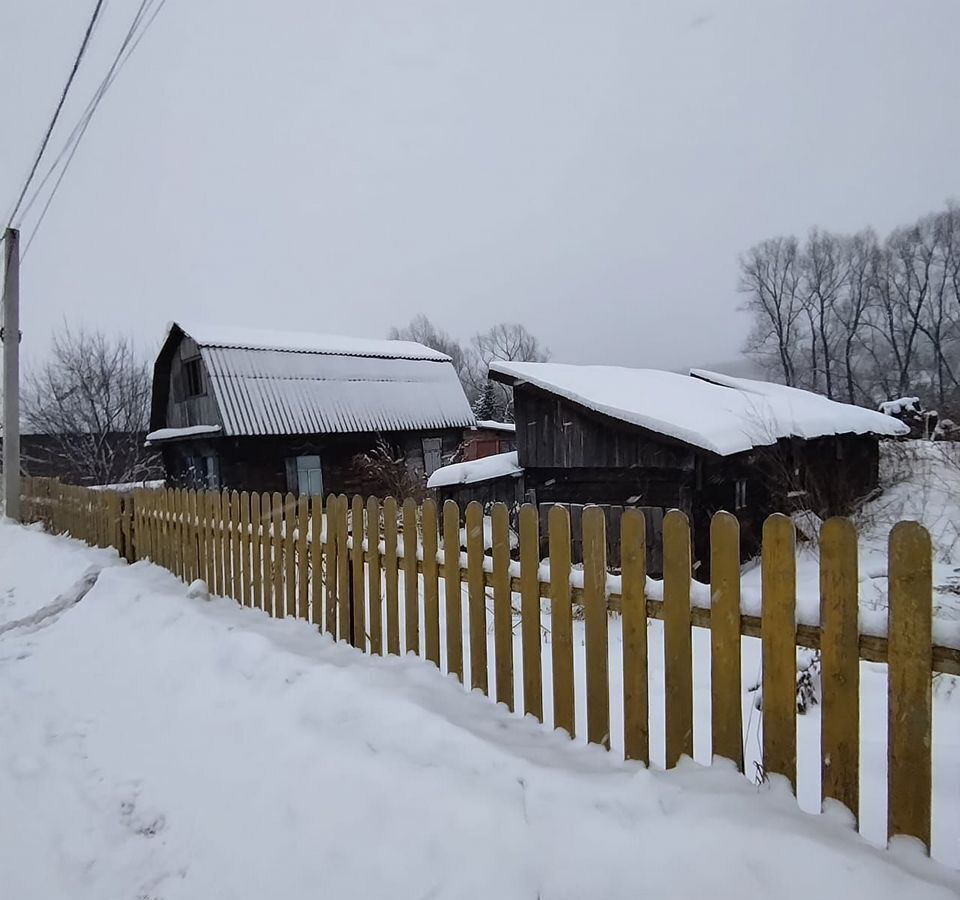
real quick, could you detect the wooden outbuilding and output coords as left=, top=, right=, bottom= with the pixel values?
left=488, top=362, right=908, bottom=575
left=149, top=322, right=475, bottom=496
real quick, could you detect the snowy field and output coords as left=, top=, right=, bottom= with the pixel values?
left=1, top=522, right=959, bottom=899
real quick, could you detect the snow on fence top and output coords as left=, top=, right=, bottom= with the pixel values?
left=490, top=362, right=909, bottom=456
left=169, top=321, right=451, bottom=362
left=427, top=450, right=523, bottom=489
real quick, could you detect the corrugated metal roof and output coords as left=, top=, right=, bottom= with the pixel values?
left=202, top=346, right=475, bottom=437
left=170, top=320, right=450, bottom=361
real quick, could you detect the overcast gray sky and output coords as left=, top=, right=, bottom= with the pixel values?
left=2, top=1, right=958, bottom=372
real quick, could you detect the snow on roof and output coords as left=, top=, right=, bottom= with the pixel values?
left=475, top=420, right=516, bottom=433
left=146, top=425, right=221, bottom=444
left=878, top=397, right=921, bottom=416
left=427, top=451, right=523, bottom=489
left=169, top=321, right=450, bottom=362
left=490, top=362, right=908, bottom=456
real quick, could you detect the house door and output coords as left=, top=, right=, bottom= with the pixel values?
left=296, top=455, right=324, bottom=496
left=421, top=437, right=442, bottom=476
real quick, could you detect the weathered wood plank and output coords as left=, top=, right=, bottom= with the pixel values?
left=367, top=496, right=383, bottom=655
left=422, top=499, right=441, bottom=667
left=383, top=497, right=400, bottom=655
left=491, top=502, right=514, bottom=712
left=324, top=494, right=338, bottom=634
left=820, top=516, right=859, bottom=821
left=402, top=498, right=419, bottom=655
left=443, top=500, right=463, bottom=682
left=271, top=492, right=284, bottom=617
left=284, top=493, right=297, bottom=618
left=549, top=504, right=574, bottom=737
left=297, top=495, right=309, bottom=621
left=761, top=513, right=797, bottom=790
left=887, top=521, right=932, bottom=850
left=336, top=495, right=350, bottom=641
left=239, top=491, right=251, bottom=606
left=710, top=511, right=742, bottom=771
left=520, top=503, right=543, bottom=722
left=259, top=492, right=271, bottom=613
left=351, top=495, right=366, bottom=649
left=663, top=509, right=693, bottom=769
left=582, top=505, right=609, bottom=747
left=466, top=501, right=487, bottom=694
left=622, top=507, right=648, bottom=763
left=310, top=494, right=322, bottom=625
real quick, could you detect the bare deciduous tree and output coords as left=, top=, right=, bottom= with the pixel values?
left=21, top=327, right=155, bottom=485
left=388, top=314, right=476, bottom=401
left=470, top=322, right=549, bottom=421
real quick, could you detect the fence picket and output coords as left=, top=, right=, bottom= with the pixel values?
left=887, top=521, right=932, bottom=850
left=351, top=495, right=366, bottom=649
left=260, top=492, right=273, bottom=614
left=383, top=497, right=400, bottom=655
left=284, top=493, right=297, bottom=618
left=402, top=498, right=419, bottom=655
left=250, top=492, right=263, bottom=611
left=622, top=507, right=648, bottom=763
left=520, top=504, right=543, bottom=722
left=443, top=500, right=463, bottom=681
left=368, top=496, right=383, bottom=655
left=336, top=495, right=350, bottom=641
left=549, top=504, right=574, bottom=737
left=297, top=495, right=309, bottom=621
left=324, top=494, right=338, bottom=634
left=422, top=499, right=440, bottom=667
left=583, top=505, right=609, bottom=747
left=710, top=511, right=742, bottom=770
left=664, top=509, right=693, bottom=768
left=230, top=491, right=242, bottom=600
left=761, top=513, right=797, bottom=790
left=270, top=492, right=283, bottom=617
left=466, top=501, right=487, bottom=694
left=311, top=495, right=322, bottom=626
left=492, top=502, right=513, bottom=712
left=221, top=491, right=233, bottom=596
left=820, top=516, right=859, bottom=821
left=239, top=492, right=250, bottom=606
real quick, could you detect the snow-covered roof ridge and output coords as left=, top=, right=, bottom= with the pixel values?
left=427, top=451, right=523, bottom=489
left=168, top=321, right=451, bottom=362
left=490, top=361, right=908, bottom=456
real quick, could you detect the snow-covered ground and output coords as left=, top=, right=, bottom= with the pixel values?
left=2, top=522, right=958, bottom=899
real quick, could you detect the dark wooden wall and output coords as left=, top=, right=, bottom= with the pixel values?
left=164, top=336, right=221, bottom=430
left=434, top=474, right=526, bottom=510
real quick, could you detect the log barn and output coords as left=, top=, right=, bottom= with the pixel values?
left=488, top=362, right=908, bottom=575
left=149, top=322, right=475, bottom=496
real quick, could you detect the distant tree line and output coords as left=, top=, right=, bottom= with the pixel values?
left=388, top=316, right=549, bottom=421
left=739, top=204, right=960, bottom=416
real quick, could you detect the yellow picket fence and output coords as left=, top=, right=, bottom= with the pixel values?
left=19, top=476, right=960, bottom=854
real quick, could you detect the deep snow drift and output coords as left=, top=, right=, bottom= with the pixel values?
left=0, top=522, right=957, bottom=899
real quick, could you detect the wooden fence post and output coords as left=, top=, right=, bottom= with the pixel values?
left=622, top=507, right=648, bottom=763
left=402, top=498, right=419, bottom=655
left=492, top=502, right=513, bottom=712
left=710, top=511, right=742, bottom=771
left=443, top=500, right=463, bottom=681
left=367, top=496, right=382, bottom=655
left=466, top=501, right=487, bottom=694
left=887, top=521, right=932, bottom=851
left=351, top=495, right=366, bottom=648
left=383, top=496, right=400, bottom=655
left=583, top=505, right=609, bottom=747
left=820, top=516, right=859, bottom=821
left=549, top=504, right=574, bottom=738
left=324, top=494, right=338, bottom=635
left=336, top=495, right=350, bottom=642
left=664, top=509, right=693, bottom=768
left=761, top=513, right=797, bottom=790
left=422, top=499, right=440, bottom=666
left=520, top=503, right=542, bottom=722
left=284, top=492, right=297, bottom=617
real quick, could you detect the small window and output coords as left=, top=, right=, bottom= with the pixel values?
left=735, top=478, right=747, bottom=510
left=183, top=358, right=204, bottom=398
left=295, top=455, right=324, bottom=496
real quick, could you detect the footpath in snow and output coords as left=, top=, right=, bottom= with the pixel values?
left=0, top=521, right=958, bottom=900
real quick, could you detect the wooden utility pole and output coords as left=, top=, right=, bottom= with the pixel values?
left=3, top=227, right=20, bottom=521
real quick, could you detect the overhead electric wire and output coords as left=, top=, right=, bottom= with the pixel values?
left=20, top=0, right=167, bottom=260
left=5, top=0, right=107, bottom=229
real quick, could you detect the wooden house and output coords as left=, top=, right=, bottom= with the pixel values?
left=488, top=362, right=908, bottom=574
left=462, top=420, right=517, bottom=461
left=149, top=323, right=475, bottom=496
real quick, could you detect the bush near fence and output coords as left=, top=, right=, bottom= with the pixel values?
left=19, top=475, right=960, bottom=854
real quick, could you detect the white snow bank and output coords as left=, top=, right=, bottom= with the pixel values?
left=145, top=424, right=221, bottom=444
left=1, top=523, right=957, bottom=898
left=490, top=362, right=907, bottom=456
left=427, top=450, right=523, bottom=489
left=170, top=320, right=450, bottom=361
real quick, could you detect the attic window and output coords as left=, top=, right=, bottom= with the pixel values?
left=183, top=358, right=204, bottom=398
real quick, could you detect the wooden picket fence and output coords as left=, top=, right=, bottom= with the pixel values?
left=19, top=475, right=960, bottom=854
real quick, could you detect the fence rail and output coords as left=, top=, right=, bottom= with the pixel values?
left=19, top=475, right=955, bottom=855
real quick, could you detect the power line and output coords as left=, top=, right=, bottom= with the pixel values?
left=5, top=0, right=108, bottom=229
left=20, top=0, right=167, bottom=259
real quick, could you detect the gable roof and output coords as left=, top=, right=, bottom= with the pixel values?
left=490, top=361, right=908, bottom=456
left=154, top=322, right=475, bottom=437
